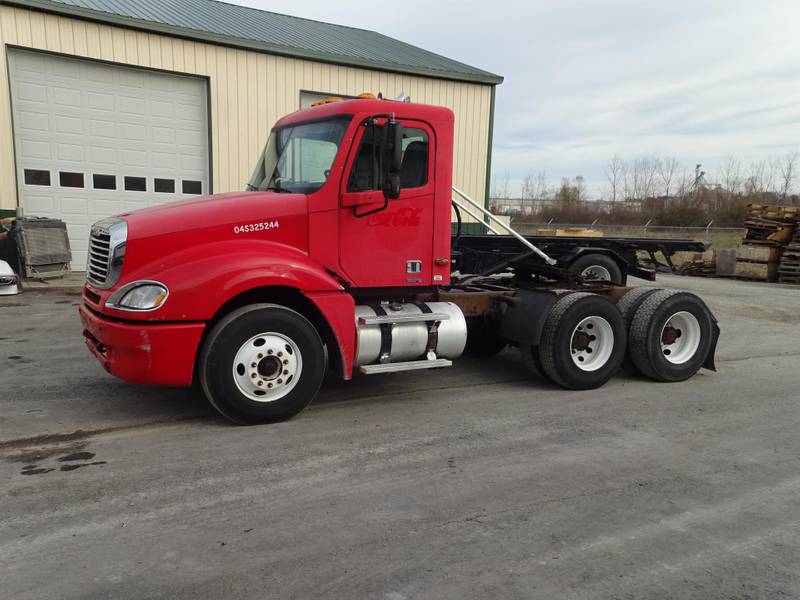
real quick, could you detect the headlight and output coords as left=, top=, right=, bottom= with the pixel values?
left=106, top=281, right=169, bottom=311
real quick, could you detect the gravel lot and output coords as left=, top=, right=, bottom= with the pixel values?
left=2, top=275, right=799, bottom=599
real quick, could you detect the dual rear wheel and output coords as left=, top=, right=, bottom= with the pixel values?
left=524, top=289, right=717, bottom=389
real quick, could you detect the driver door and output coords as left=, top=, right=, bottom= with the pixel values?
left=338, top=120, right=435, bottom=288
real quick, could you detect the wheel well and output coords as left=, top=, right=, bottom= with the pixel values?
left=201, top=286, right=343, bottom=378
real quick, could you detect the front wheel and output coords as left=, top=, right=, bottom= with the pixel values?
left=535, top=292, right=626, bottom=390
left=199, top=304, right=326, bottom=424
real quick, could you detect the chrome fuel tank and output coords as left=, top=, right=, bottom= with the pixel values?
left=354, top=302, right=467, bottom=366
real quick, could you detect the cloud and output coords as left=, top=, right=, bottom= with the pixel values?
left=232, top=0, right=800, bottom=196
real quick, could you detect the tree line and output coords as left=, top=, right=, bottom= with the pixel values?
left=490, top=151, right=800, bottom=226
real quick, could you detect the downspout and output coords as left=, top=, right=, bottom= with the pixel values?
left=483, top=84, right=497, bottom=231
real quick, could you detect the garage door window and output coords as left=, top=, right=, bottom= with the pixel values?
left=59, top=172, right=84, bottom=188
left=154, top=178, right=175, bottom=193
left=124, top=176, right=147, bottom=192
left=93, top=174, right=116, bottom=190
left=182, top=180, right=202, bottom=195
left=24, top=169, right=51, bottom=186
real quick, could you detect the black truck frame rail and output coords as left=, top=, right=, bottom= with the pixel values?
left=452, top=233, right=707, bottom=283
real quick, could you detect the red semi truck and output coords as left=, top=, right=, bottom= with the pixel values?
left=79, top=97, right=719, bottom=424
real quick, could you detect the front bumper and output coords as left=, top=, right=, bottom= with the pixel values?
left=79, top=303, right=205, bottom=387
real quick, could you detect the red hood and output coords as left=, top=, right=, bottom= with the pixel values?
left=120, top=191, right=305, bottom=237
left=117, top=191, right=310, bottom=277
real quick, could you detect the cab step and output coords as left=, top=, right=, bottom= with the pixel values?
left=359, top=358, right=452, bottom=374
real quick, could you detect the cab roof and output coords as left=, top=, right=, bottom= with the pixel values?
left=274, top=98, right=455, bottom=128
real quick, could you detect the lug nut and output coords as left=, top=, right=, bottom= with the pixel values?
left=283, top=369, right=288, bottom=375
left=251, top=362, right=257, bottom=368
left=257, top=381, right=263, bottom=386
left=277, top=378, right=283, bottom=384
left=258, top=353, right=263, bottom=359
left=283, top=359, right=289, bottom=365
left=277, top=351, right=283, bottom=357
left=267, top=383, right=273, bottom=389
left=251, top=373, right=257, bottom=379
left=267, top=349, right=273, bottom=355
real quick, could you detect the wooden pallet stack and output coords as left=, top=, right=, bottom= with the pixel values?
left=778, top=228, right=800, bottom=284
left=735, top=204, right=799, bottom=282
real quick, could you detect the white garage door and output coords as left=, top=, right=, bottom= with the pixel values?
left=8, top=49, right=209, bottom=271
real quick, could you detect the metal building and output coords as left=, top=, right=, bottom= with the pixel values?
left=0, top=0, right=502, bottom=270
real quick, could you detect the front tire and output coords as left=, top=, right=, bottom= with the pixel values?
left=536, top=292, right=626, bottom=390
left=199, top=304, right=326, bottom=424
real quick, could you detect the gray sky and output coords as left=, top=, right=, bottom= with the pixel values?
left=233, top=0, right=800, bottom=197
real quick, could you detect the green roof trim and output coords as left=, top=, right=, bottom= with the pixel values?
left=2, top=0, right=503, bottom=85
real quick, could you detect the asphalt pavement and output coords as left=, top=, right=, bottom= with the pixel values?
left=2, top=275, right=800, bottom=599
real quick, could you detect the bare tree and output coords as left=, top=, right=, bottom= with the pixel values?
left=631, top=157, right=658, bottom=199
left=675, top=168, right=693, bottom=198
left=490, top=170, right=511, bottom=200
left=520, top=171, right=549, bottom=215
left=657, top=156, right=679, bottom=197
left=622, top=162, right=635, bottom=201
left=719, top=156, right=742, bottom=195
left=745, top=160, right=777, bottom=195
left=575, top=175, right=588, bottom=202
left=521, top=171, right=548, bottom=200
left=779, top=150, right=799, bottom=198
left=605, top=155, right=625, bottom=202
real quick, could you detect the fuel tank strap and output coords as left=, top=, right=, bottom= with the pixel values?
left=367, top=303, right=392, bottom=363
left=414, top=302, right=439, bottom=356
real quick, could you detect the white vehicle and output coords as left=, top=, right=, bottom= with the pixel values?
left=0, top=259, right=19, bottom=295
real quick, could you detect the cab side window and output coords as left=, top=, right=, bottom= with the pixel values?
left=347, top=125, right=429, bottom=192
left=399, top=129, right=428, bottom=189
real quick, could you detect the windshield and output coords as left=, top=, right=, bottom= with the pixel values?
left=247, top=117, right=350, bottom=194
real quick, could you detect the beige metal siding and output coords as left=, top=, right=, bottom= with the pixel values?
left=0, top=5, right=492, bottom=215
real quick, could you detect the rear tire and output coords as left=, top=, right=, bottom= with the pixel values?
left=537, top=292, right=626, bottom=390
left=629, top=290, right=714, bottom=382
left=568, top=254, right=624, bottom=285
left=616, top=287, right=660, bottom=371
left=199, top=304, right=326, bottom=424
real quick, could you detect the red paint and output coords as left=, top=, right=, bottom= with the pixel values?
left=80, top=304, right=204, bottom=386
left=80, top=98, right=455, bottom=386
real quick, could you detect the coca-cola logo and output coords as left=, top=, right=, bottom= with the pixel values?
left=366, top=207, right=422, bottom=227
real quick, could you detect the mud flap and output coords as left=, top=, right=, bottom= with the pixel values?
left=703, top=317, right=720, bottom=372
left=497, top=289, right=561, bottom=346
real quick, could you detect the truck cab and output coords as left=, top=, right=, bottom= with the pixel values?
left=80, top=96, right=719, bottom=424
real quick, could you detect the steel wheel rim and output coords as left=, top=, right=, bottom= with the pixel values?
left=581, top=265, right=612, bottom=281
left=660, top=311, right=701, bottom=364
left=570, top=316, right=614, bottom=372
left=232, top=332, right=302, bottom=402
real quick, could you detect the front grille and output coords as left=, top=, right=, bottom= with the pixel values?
left=87, top=229, right=111, bottom=285
left=86, top=218, right=127, bottom=289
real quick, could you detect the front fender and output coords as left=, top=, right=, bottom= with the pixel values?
left=111, top=239, right=343, bottom=322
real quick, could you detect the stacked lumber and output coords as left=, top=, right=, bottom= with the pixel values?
left=748, top=204, right=800, bottom=221
left=736, top=204, right=799, bottom=281
left=778, top=228, right=800, bottom=284
left=679, top=250, right=716, bottom=277
left=682, top=258, right=716, bottom=277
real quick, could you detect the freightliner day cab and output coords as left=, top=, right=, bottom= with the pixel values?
left=79, top=96, right=720, bottom=424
